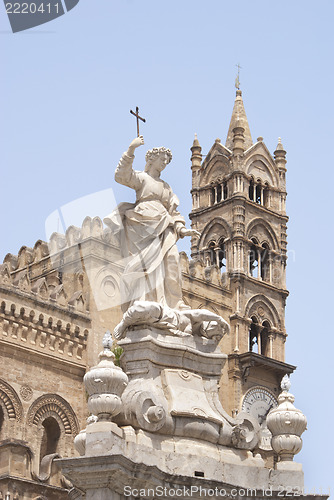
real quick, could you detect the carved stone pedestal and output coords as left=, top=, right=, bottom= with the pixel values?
left=57, top=327, right=311, bottom=498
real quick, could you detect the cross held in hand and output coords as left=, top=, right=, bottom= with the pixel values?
left=130, top=106, right=146, bottom=137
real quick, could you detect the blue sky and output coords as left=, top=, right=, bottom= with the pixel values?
left=1, top=0, right=333, bottom=494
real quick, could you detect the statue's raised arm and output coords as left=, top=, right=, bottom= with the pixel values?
left=114, top=135, right=144, bottom=188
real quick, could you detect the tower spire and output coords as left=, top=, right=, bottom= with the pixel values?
left=225, top=89, right=253, bottom=152
left=235, top=63, right=241, bottom=90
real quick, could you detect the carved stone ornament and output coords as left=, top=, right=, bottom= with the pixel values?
left=84, top=331, right=128, bottom=421
left=0, top=379, right=23, bottom=421
left=267, top=375, right=307, bottom=465
left=27, top=394, right=78, bottom=434
left=20, top=384, right=33, bottom=402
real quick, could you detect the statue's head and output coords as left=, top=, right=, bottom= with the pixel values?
left=144, top=147, right=172, bottom=173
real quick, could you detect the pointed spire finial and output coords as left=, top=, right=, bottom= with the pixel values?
left=192, top=132, right=200, bottom=147
left=235, top=63, right=242, bottom=90
left=276, top=137, right=284, bottom=151
left=226, top=84, right=252, bottom=151
left=274, top=137, right=286, bottom=157
left=191, top=133, right=202, bottom=172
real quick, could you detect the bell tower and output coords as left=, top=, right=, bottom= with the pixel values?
left=188, top=89, right=295, bottom=434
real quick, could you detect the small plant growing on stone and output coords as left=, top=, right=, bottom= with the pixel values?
left=112, top=344, right=124, bottom=367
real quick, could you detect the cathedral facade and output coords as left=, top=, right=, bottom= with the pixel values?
left=0, top=91, right=311, bottom=499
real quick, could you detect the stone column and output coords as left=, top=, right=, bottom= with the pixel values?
left=257, top=325, right=262, bottom=355
left=258, top=248, right=262, bottom=280
left=215, top=247, right=220, bottom=268
left=234, top=323, right=240, bottom=352
left=236, top=285, right=240, bottom=313
left=240, top=243, right=244, bottom=273
left=268, top=255, right=273, bottom=284
left=268, top=334, right=274, bottom=358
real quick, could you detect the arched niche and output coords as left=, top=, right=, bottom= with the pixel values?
left=199, top=218, right=231, bottom=250
left=245, top=295, right=281, bottom=330
left=245, top=152, right=279, bottom=188
left=246, top=218, right=279, bottom=251
left=201, top=156, right=230, bottom=186
left=27, top=394, right=79, bottom=436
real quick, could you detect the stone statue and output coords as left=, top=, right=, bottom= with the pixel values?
left=104, top=136, right=199, bottom=312
left=114, top=300, right=230, bottom=340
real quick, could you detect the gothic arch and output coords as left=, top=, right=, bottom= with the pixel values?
left=27, top=394, right=79, bottom=435
left=199, top=218, right=232, bottom=249
left=246, top=218, right=279, bottom=250
left=202, top=156, right=230, bottom=185
left=0, top=379, right=23, bottom=422
left=245, top=295, right=281, bottom=329
left=245, top=152, right=279, bottom=187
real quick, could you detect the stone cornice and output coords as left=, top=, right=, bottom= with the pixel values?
left=0, top=285, right=90, bottom=323
left=0, top=338, right=86, bottom=377
left=190, top=196, right=289, bottom=222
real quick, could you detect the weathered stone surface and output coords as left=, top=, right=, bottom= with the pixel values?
left=1, top=91, right=324, bottom=500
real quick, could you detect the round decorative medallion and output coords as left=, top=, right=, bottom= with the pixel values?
left=20, top=384, right=33, bottom=401
left=102, top=276, right=116, bottom=298
left=257, top=306, right=265, bottom=317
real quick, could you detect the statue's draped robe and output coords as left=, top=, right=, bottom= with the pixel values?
left=104, top=153, right=186, bottom=312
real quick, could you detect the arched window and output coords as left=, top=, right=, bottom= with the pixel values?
left=249, top=318, right=272, bottom=356
left=211, top=186, right=216, bottom=205
left=40, top=417, right=60, bottom=461
left=249, top=239, right=259, bottom=278
left=249, top=178, right=254, bottom=201
left=261, top=321, right=271, bottom=357
left=216, top=184, right=222, bottom=203
left=218, top=239, right=226, bottom=272
left=249, top=317, right=259, bottom=353
left=208, top=241, right=216, bottom=266
left=223, top=181, right=228, bottom=200
left=263, top=183, right=270, bottom=207
left=255, top=184, right=262, bottom=204
left=261, top=243, right=270, bottom=282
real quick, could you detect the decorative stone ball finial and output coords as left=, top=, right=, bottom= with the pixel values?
left=102, top=330, right=113, bottom=351
left=281, top=373, right=291, bottom=392
left=83, top=332, right=128, bottom=422
left=267, top=375, right=307, bottom=469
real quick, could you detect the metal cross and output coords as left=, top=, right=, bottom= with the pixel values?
left=235, top=63, right=242, bottom=90
left=130, top=106, right=146, bottom=137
